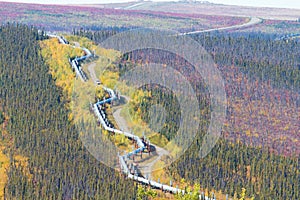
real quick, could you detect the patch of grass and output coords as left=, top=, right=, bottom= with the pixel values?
left=165, top=140, right=182, bottom=158
left=148, top=133, right=168, bottom=147
left=119, top=104, right=151, bottom=137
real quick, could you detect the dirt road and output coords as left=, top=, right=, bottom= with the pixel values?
left=180, top=17, right=262, bottom=35
left=112, top=96, right=170, bottom=179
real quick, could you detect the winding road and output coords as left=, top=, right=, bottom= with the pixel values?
left=47, top=19, right=264, bottom=196
left=82, top=55, right=171, bottom=179
left=112, top=95, right=169, bottom=179
left=123, top=2, right=146, bottom=10
left=180, top=17, right=262, bottom=35
left=84, top=58, right=171, bottom=179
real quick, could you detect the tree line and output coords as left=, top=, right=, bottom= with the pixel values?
left=73, top=29, right=299, bottom=199
left=0, top=24, right=137, bottom=199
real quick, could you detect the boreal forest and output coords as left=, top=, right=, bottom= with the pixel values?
left=0, top=1, right=299, bottom=200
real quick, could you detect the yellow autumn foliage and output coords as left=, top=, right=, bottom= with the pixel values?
left=0, top=149, right=9, bottom=200
left=40, top=38, right=84, bottom=105
left=100, top=71, right=119, bottom=89
left=64, top=35, right=98, bottom=52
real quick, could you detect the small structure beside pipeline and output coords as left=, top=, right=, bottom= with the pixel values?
left=49, top=33, right=216, bottom=200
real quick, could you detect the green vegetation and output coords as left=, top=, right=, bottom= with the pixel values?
left=137, top=185, right=157, bottom=200
left=41, top=31, right=135, bottom=153
left=0, top=21, right=299, bottom=199
left=0, top=113, right=4, bottom=125
left=64, top=35, right=98, bottom=51
left=79, top=29, right=299, bottom=199
left=130, top=86, right=181, bottom=141
left=40, top=38, right=83, bottom=103
left=0, top=24, right=137, bottom=199
left=175, top=182, right=202, bottom=200
left=0, top=2, right=250, bottom=33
